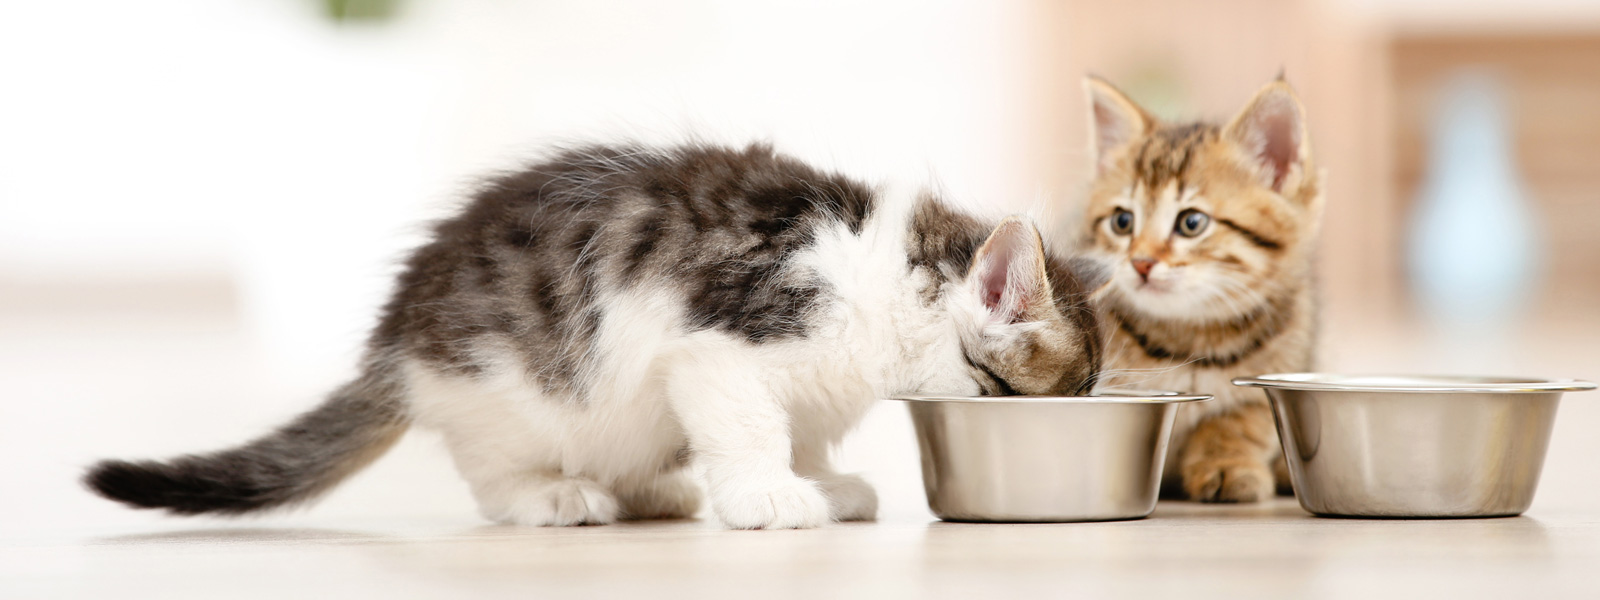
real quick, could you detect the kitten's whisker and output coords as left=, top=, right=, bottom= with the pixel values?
left=1090, top=355, right=1210, bottom=392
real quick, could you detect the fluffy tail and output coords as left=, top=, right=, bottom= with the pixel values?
left=84, top=371, right=409, bottom=515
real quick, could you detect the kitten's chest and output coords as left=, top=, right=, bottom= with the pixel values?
left=1098, top=327, right=1293, bottom=409
left=1094, top=292, right=1315, bottom=407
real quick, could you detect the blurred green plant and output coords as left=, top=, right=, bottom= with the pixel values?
left=1121, top=60, right=1189, bottom=122
left=320, top=0, right=403, bottom=23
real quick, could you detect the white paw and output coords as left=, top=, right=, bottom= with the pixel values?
left=816, top=473, right=878, bottom=522
left=618, top=473, right=703, bottom=520
left=711, top=477, right=829, bottom=530
left=480, top=477, right=620, bottom=526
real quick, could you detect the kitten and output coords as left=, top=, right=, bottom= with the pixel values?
left=1078, top=76, right=1322, bottom=502
left=86, top=142, right=1106, bottom=529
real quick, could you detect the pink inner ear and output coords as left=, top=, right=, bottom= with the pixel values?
left=1094, top=103, right=1129, bottom=153
left=981, top=251, right=1011, bottom=312
left=1248, top=97, right=1301, bottom=191
left=978, top=227, right=1033, bottom=322
left=1092, top=95, right=1137, bottom=171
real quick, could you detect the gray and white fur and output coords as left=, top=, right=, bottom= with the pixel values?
left=87, top=142, right=1105, bottom=529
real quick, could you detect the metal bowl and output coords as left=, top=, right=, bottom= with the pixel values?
left=888, top=390, right=1210, bottom=522
left=1234, top=373, right=1597, bottom=518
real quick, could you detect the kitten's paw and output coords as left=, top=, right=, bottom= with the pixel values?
left=618, top=473, right=703, bottom=520
left=816, top=473, right=878, bottom=522
left=711, top=477, right=829, bottom=529
left=481, top=477, right=620, bottom=526
left=1183, top=457, right=1273, bottom=503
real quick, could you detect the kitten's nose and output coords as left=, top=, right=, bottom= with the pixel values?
left=1130, top=258, right=1157, bottom=281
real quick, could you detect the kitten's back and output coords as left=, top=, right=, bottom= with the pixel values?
left=375, top=143, right=880, bottom=388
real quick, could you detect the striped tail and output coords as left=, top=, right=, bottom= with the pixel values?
left=84, top=372, right=409, bottom=515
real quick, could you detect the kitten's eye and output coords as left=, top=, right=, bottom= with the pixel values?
left=1110, top=209, right=1134, bottom=235
left=1175, top=209, right=1210, bottom=237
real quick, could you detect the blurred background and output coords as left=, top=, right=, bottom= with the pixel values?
left=2, top=0, right=1597, bottom=533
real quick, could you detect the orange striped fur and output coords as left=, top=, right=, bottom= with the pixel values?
left=1080, top=75, right=1323, bottom=502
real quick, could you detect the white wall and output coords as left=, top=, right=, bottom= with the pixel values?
left=0, top=0, right=1045, bottom=377
left=1, top=0, right=1056, bottom=527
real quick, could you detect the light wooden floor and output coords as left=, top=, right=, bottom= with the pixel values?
left=3, top=287, right=1598, bottom=599
left=5, top=500, right=1598, bottom=600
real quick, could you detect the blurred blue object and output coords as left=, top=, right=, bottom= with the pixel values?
left=1407, top=70, right=1541, bottom=333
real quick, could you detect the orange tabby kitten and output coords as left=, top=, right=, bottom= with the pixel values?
left=1079, top=75, right=1323, bottom=502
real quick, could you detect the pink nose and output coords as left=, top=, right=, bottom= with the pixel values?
left=1131, top=258, right=1157, bottom=281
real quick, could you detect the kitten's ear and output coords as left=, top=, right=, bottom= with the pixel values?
left=1224, top=79, right=1313, bottom=195
left=968, top=216, right=1053, bottom=324
left=1085, top=75, right=1152, bottom=175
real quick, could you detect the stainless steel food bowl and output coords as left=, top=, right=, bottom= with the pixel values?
left=889, top=391, right=1210, bottom=522
left=1235, top=373, right=1596, bottom=518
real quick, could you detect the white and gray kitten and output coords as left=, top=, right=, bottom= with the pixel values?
left=88, top=142, right=1105, bottom=529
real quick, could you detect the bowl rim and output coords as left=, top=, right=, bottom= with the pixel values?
left=886, top=389, right=1212, bottom=404
left=1233, top=372, right=1597, bottom=394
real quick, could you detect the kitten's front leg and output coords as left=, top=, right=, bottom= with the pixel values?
left=666, top=365, right=829, bottom=529
left=1180, top=402, right=1279, bottom=502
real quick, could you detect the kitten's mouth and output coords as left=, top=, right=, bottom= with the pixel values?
left=1134, top=279, right=1174, bottom=294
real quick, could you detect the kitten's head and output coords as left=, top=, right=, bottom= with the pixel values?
left=940, top=215, right=1109, bottom=396
left=1081, top=75, right=1323, bottom=322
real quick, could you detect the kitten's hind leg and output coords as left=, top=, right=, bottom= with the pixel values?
left=474, top=471, right=620, bottom=526
left=665, top=354, right=829, bottom=530
left=409, top=362, right=620, bottom=526
left=793, top=436, right=878, bottom=522
left=438, top=427, right=618, bottom=526
left=615, top=470, right=703, bottom=520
